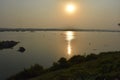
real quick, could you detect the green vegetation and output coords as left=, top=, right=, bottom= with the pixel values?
left=7, top=64, right=44, bottom=80
left=7, top=51, right=120, bottom=80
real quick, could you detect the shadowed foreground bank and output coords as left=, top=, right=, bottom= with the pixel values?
left=7, top=51, right=120, bottom=80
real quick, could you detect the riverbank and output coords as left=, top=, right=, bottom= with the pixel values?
left=7, top=51, right=120, bottom=80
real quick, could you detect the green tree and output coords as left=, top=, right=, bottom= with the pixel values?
left=68, top=55, right=85, bottom=64
left=58, top=57, right=69, bottom=68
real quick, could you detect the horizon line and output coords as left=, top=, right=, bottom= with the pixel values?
left=0, top=28, right=120, bottom=32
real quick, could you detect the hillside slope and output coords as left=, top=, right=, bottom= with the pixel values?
left=29, top=51, right=120, bottom=80
left=7, top=51, right=120, bottom=80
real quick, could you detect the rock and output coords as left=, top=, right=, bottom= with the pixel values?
left=18, top=47, right=25, bottom=53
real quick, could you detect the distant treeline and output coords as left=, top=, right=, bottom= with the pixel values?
left=7, top=51, right=120, bottom=80
left=1, top=28, right=120, bottom=32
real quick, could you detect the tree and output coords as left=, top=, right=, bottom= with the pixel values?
left=58, top=57, right=69, bottom=69
left=68, top=55, right=85, bottom=64
left=7, top=64, right=44, bottom=80
left=85, top=53, right=98, bottom=61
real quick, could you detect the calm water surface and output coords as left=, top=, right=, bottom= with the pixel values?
left=0, top=31, right=120, bottom=80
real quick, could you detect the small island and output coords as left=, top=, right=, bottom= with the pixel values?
left=0, top=41, right=19, bottom=50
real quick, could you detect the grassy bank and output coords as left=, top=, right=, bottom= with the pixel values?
left=7, top=51, right=120, bottom=80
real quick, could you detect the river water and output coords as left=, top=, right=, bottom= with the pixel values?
left=0, top=31, right=120, bottom=80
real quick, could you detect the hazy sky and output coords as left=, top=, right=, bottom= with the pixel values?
left=0, top=0, right=120, bottom=29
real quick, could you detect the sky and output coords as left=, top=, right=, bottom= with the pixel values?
left=0, top=0, right=120, bottom=29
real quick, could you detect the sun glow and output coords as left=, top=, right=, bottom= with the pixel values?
left=68, top=41, right=71, bottom=55
left=66, top=31, right=74, bottom=55
left=65, top=3, right=76, bottom=14
left=66, top=31, right=74, bottom=41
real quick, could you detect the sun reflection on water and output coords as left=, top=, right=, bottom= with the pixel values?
left=66, top=31, right=74, bottom=56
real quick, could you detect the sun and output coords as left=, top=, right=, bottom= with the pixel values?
left=65, top=3, right=76, bottom=14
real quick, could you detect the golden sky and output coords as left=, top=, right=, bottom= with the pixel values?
left=0, top=0, right=120, bottom=29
